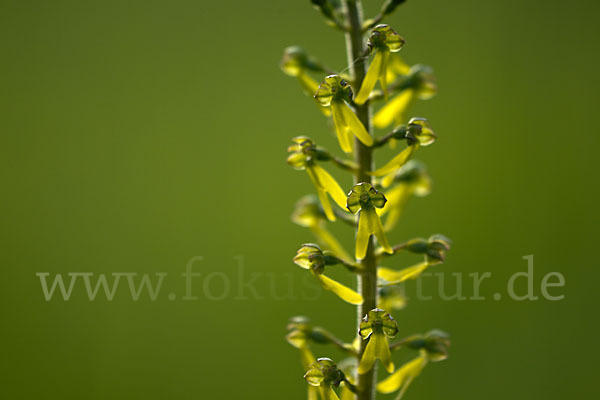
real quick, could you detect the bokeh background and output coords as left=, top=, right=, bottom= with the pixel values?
left=1, top=0, right=599, bottom=398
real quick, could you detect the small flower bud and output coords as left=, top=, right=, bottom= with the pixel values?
left=406, top=330, right=451, bottom=362
left=426, top=234, right=452, bottom=263
left=286, top=316, right=312, bottom=348
left=294, top=243, right=326, bottom=275
left=404, top=234, right=452, bottom=263
left=406, top=117, right=437, bottom=146
left=405, top=238, right=429, bottom=253
left=286, top=136, right=317, bottom=169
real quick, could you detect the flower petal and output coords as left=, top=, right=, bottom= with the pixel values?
left=357, top=332, right=378, bottom=374
left=300, top=347, right=317, bottom=370
left=379, top=50, right=390, bottom=101
left=355, top=50, right=384, bottom=105
left=382, top=185, right=411, bottom=231
left=298, top=72, right=319, bottom=95
left=370, top=144, right=418, bottom=177
left=331, top=102, right=353, bottom=153
left=318, top=274, right=363, bottom=305
left=322, top=386, right=341, bottom=400
left=356, top=208, right=372, bottom=260
left=378, top=262, right=430, bottom=284
left=377, top=353, right=428, bottom=395
left=374, top=89, right=415, bottom=129
left=358, top=332, right=393, bottom=373
left=341, top=103, right=373, bottom=147
left=370, top=207, right=393, bottom=254
left=377, top=334, right=394, bottom=373
left=340, top=382, right=354, bottom=400
left=307, top=167, right=336, bottom=222
left=311, top=164, right=347, bottom=209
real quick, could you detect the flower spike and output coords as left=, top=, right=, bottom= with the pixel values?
left=358, top=308, right=399, bottom=374
left=314, top=75, right=373, bottom=153
left=287, top=137, right=347, bottom=221
left=355, top=25, right=405, bottom=105
left=346, top=183, right=393, bottom=259
left=294, top=244, right=363, bottom=305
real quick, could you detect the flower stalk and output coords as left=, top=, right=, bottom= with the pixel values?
left=282, top=1, right=453, bottom=399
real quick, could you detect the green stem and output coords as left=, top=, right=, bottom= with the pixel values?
left=343, top=1, right=378, bottom=399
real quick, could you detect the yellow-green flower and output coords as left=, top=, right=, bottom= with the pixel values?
left=314, top=75, right=373, bottom=153
left=378, top=285, right=407, bottom=312
left=286, top=316, right=320, bottom=400
left=378, top=235, right=450, bottom=284
left=377, top=350, right=428, bottom=398
left=405, top=234, right=452, bottom=264
left=376, top=330, right=449, bottom=398
left=374, top=64, right=437, bottom=129
left=370, top=118, right=436, bottom=178
left=304, top=358, right=345, bottom=400
left=378, top=160, right=431, bottom=230
left=355, top=24, right=406, bottom=105
left=292, top=195, right=352, bottom=261
left=281, top=46, right=331, bottom=116
left=358, top=308, right=398, bottom=374
left=287, top=137, right=347, bottom=222
left=346, top=183, right=393, bottom=260
left=404, top=330, right=451, bottom=362
left=294, top=244, right=363, bottom=305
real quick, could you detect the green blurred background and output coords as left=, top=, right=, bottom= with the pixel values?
left=1, top=0, right=598, bottom=398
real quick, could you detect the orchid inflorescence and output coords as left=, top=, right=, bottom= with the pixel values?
left=281, top=1, right=453, bottom=399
